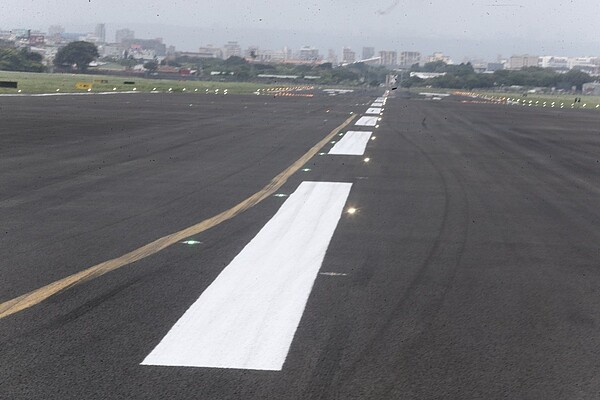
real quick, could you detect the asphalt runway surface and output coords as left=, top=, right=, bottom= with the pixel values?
left=1, top=90, right=600, bottom=399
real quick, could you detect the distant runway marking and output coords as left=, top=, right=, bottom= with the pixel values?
left=319, top=272, right=348, bottom=277
left=371, top=102, right=384, bottom=107
left=375, top=97, right=385, bottom=102
left=355, top=116, right=378, bottom=126
left=142, top=181, right=352, bottom=371
left=328, top=131, right=373, bottom=155
left=365, top=107, right=382, bottom=115
left=0, top=115, right=357, bottom=320
left=0, top=91, right=140, bottom=97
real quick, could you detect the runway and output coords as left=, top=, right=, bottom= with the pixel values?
left=2, top=90, right=600, bottom=399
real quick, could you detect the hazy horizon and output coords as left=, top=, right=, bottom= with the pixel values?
left=2, top=0, right=599, bottom=61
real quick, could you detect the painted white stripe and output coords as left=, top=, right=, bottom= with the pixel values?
left=0, top=91, right=139, bottom=97
left=142, top=181, right=352, bottom=371
left=328, top=131, right=373, bottom=155
left=371, top=102, right=384, bottom=107
left=355, top=116, right=378, bottom=126
left=365, top=107, right=382, bottom=115
left=376, top=97, right=385, bottom=102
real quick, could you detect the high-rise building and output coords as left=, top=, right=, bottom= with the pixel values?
left=379, top=50, right=397, bottom=67
left=327, top=49, right=338, bottom=65
left=48, top=25, right=64, bottom=38
left=121, top=38, right=166, bottom=57
left=115, top=28, right=134, bottom=43
left=426, top=52, right=453, bottom=65
left=342, top=47, right=356, bottom=64
left=298, top=46, right=320, bottom=62
left=94, top=23, right=106, bottom=43
left=399, top=51, right=421, bottom=67
left=198, top=45, right=223, bottom=59
left=224, top=41, right=242, bottom=59
left=362, top=47, right=375, bottom=60
left=508, top=54, right=540, bottom=70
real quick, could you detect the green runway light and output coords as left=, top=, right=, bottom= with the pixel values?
left=181, top=240, right=202, bottom=245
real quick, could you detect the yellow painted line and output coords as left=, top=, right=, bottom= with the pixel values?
left=0, top=114, right=357, bottom=320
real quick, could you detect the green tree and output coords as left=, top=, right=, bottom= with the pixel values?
left=401, top=75, right=424, bottom=88
left=0, top=48, right=45, bottom=72
left=560, top=69, right=593, bottom=91
left=160, top=58, right=181, bottom=67
left=143, top=60, right=158, bottom=72
left=420, top=61, right=448, bottom=73
left=119, top=57, right=138, bottom=69
left=54, top=41, right=99, bottom=72
left=223, top=56, right=247, bottom=66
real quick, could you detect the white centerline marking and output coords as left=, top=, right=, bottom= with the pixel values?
left=365, top=107, right=382, bottom=115
left=355, top=116, right=378, bottom=126
left=142, top=181, right=353, bottom=371
left=328, top=131, right=373, bottom=155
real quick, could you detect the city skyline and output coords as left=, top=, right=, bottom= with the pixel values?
left=5, top=22, right=600, bottom=77
left=4, top=21, right=600, bottom=64
left=1, top=0, right=600, bottom=61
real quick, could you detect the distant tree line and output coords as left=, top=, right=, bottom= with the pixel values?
left=0, top=47, right=45, bottom=72
left=401, top=61, right=595, bottom=90
left=0, top=41, right=102, bottom=73
left=159, top=55, right=389, bottom=86
left=1, top=40, right=594, bottom=91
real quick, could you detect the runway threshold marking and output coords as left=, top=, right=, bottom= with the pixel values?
left=328, top=131, right=373, bottom=155
left=365, top=107, right=382, bottom=115
left=355, top=116, right=378, bottom=126
left=142, top=181, right=352, bottom=371
left=0, top=115, right=357, bottom=320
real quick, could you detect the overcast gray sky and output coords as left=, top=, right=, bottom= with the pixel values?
left=2, top=0, right=599, bottom=60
